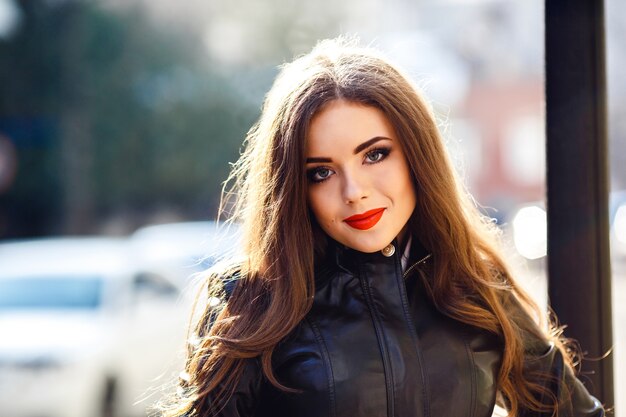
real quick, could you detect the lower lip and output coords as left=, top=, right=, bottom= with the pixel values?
left=344, top=209, right=385, bottom=230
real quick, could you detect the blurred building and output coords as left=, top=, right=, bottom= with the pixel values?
left=2, top=0, right=625, bottom=229
left=461, top=78, right=544, bottom=220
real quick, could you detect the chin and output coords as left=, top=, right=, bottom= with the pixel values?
left=341, top=238, right=392, bottom=254
left=351, top=246, right=382, bottom=254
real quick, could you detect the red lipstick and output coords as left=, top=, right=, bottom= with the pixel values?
left=343, top=208, right=385, bottom=230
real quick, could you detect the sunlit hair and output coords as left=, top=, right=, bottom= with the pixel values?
left=162, top=37, right=573, bottom=417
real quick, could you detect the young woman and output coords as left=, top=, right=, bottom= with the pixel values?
left=165, top=39, right=604, bottom=417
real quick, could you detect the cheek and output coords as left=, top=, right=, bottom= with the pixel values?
left=379, top=160, right=417, bottom=204
left=308, top=188, right=333, bottom=224
left=398, top=169, right=416, bottom=196
left=375, top=161, right=412, bottom=189
left=397, top=175, right=417, bottom=207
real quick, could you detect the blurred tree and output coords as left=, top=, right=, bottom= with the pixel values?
left=0, top=0, right=257, bottom=237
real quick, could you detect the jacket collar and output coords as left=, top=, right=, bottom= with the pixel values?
left=315, top=235, right=430, bottom=281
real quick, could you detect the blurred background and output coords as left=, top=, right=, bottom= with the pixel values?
left=0, top=0, right=624, bottom=416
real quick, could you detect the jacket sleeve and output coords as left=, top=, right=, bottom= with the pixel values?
left=502, top=292, right=605, bottom=417
left=185, top=270, right=265, bottom=417
left=202, top=358, right=264, bottom=417
left=180, top=357, right=263, bottom=417
left=521, top=341, right=605, bottom=417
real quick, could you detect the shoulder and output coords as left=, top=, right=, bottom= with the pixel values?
left=200, top=259, right=270, bottom=317
left=191, top=261, right=247, bottom=337
left=498, top=289, right=553, bottom=357
left=202, top=259, right=247, bottom=301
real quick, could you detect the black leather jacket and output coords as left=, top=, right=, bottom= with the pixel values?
left=208, top=239, right=604, bottom=417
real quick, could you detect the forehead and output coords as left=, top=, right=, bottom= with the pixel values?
left=306, top=100, right=396, bottom=153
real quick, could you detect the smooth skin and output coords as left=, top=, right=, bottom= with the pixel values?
left=305, top=100, right=417, bottom=253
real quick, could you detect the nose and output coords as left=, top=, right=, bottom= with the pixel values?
left=341, top=171, right=369, bottom=204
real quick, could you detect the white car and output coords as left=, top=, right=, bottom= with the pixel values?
left=0, top=237, right=189, bottom=417
left=130, top=221, right=242, bottom=286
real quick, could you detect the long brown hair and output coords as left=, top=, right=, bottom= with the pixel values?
left=165, top=38, right=573, bottom=417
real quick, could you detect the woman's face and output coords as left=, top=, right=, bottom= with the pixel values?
left=305, top=100, right=417, bottom=253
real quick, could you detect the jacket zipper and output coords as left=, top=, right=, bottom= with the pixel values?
left=402, top=253, right=432, bottom=279
left=359, top=275, right=395, bottom=417
left=359, top=251, right=432, bottom=417
left=399, top=252, right=432, bottom=417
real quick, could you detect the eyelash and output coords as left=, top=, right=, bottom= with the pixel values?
left=306, top=146, right=392, bottom=184
left=365, top=147, right=391, bottom=163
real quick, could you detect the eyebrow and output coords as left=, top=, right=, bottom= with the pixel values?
left=305, top=136, right=392, bottom=164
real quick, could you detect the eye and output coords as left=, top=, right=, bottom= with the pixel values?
left=307, top=166, right=335, bottom=183
left=364, top=147, right=391, bottom=164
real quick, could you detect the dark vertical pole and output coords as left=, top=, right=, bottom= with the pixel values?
left=545, top=0, right=613, bottom=407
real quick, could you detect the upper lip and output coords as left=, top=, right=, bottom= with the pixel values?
left=343, top=208, right=385, bottom=222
